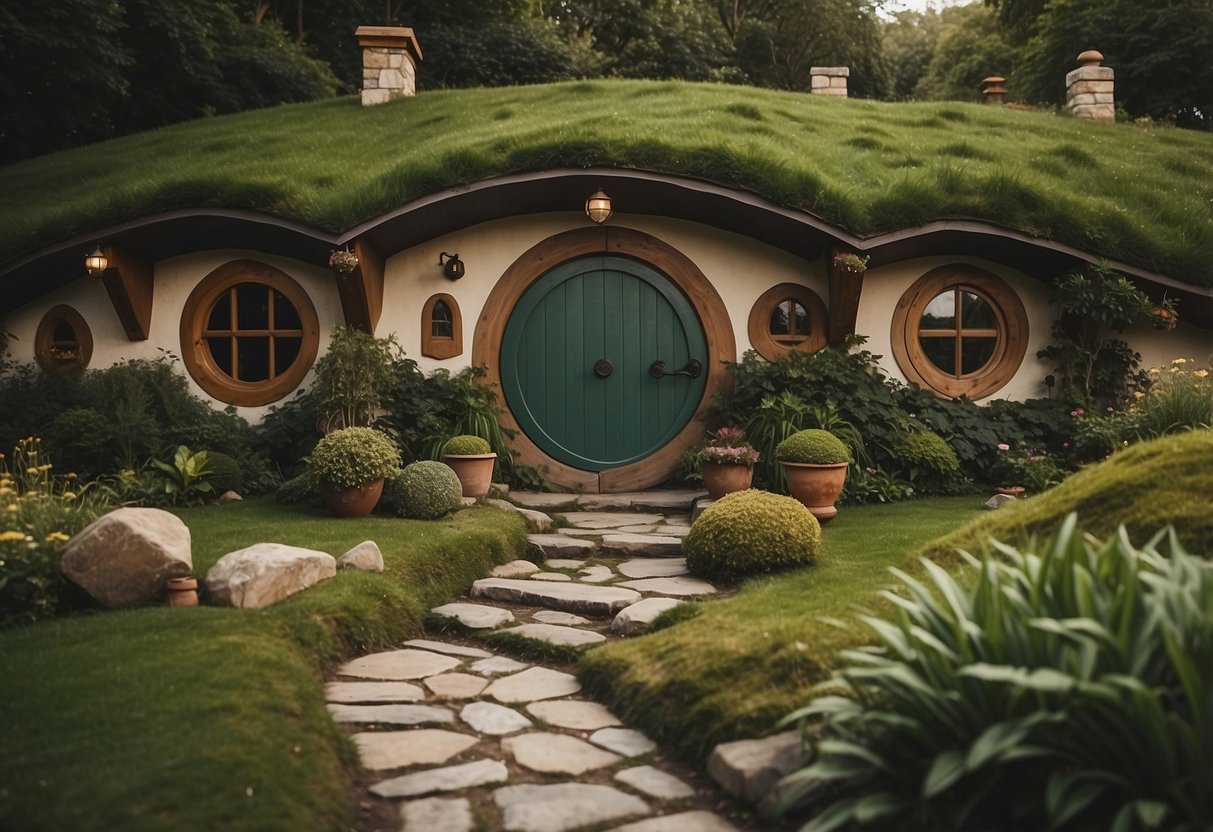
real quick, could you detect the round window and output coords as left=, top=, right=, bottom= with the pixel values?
left=748, top=283, right=827, bottom=361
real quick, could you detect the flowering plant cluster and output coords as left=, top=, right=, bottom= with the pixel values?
left=992, top=441, right=1065, bottom=493
left=833, top=252, right=869, bottom=276
left=701, top=427, right=760, bottom=467
left=1150, top=298, right=1179, bottom=332
left=328, top=247, right=359, bottom=275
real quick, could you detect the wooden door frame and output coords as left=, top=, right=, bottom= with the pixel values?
left=472, top=226, right=736, bottom=493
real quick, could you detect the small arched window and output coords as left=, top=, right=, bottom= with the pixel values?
left=748, top=283, right=827, bottom=361
left=35, top=305, right=93, bottom=371
left=421, top=293, right=462, bottom=359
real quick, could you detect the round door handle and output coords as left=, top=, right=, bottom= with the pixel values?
left=593, top=358, right=613, bottom=378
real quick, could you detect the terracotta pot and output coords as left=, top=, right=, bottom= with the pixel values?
left=166, top=577, right=199, bottom=607
left=701, top=462, right=753, bottom=500
left=442, top=453, right=497, bottom=499
left=321, top=478, right=385, bottom=518
left=782, top=461, right=848, bottom=523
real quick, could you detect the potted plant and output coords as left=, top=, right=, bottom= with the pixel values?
left=775, top=428, right=850, bottom=522
left=328, top=247, right=359, bottom=275
left=441, top=434, right=496, bottom=499
left=309, top=427, right=401, bottom=517
left=699, top=427, right=760, bottom=499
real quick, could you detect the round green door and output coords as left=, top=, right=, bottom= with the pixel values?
left=501, top=256, right=708, bottom=471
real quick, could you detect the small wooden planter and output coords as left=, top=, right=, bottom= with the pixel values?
left=321, top=478, right=385, bottom=518
left=443, top=453, right=497, bottom=499
left=782, top=461, right=848, bottom=523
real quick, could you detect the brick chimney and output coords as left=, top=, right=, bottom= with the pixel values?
left=1066, top=50, right=1114, bottom=122
left=356, top=26, right=423, bottom=106
left=810, top=67, right=849, bottom=98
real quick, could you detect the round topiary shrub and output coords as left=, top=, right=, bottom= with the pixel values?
left=443, top=434, right=492, bottom=455
left=889, top=429, right=960, bottom=477
left=391, top=460, right=463, bottom=520
left=776, top=429, right=850, bottom=464
left=205, top=451, right=245, bottom=493
left=309, top=427, right=401, bottom=491
left=684, top=489, right=822, bottom=582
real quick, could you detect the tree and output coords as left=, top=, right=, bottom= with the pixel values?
left=882, top=10, right=947, bottom=100
left=913, top=4, right=1016, bottom=102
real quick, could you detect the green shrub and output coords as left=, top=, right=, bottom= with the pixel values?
left=684, top=489, right=821, bottom=582
left=389, top=461, right=463, bottom=520
left=886, top=428, right=960, bottom=492
left=443, top=434, right=492, bottom=455
left=276, top=472, right=321, bottom=506
left=311, top=326, right=404, bottom=432
left=148, top=446, right=215, bottom=506
left=308, top=428, right=401, bottom=491
left=776, top=429, right=850, bottom=464
left=781, top=516, right=1213, bottom=831
left=204, top=452, right=244, bottom=494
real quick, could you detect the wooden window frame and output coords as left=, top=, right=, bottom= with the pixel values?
left=179, top=260, right=319, bottom=407
left=35, top=304, right=93, bottom=371
left=747, top=282, right=827, bottom=361
left=421, top=292, right=462, bottom=359
left=891, top=264, right=1028, bottom=400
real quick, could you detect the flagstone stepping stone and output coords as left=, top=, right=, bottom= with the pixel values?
left=494, top=783, right=650, bottom=832
left=600, top=534, right=683, bottom=557
left=370, top=758, right=509, bottom=799
left=424, top=673, right=488, bottom=699
left=471, top=578, right=641, bottom=617
left=659, top=514, right=692, bottom=527
left=555, top=528, right=604, bottom=538
left=545, top=558, right=586, bottom=569
left=492, top=560, right=541, bottom=578
left=611, top=598, right=684, bottom=636
left=574, top=494, right=637, bottom=511
left=707, top=730, right=808, bottom=804
left=503, top=732, right=622, bottom=775
left=590, top=727, right=657, bottom=757
left=527, top=535, right=595, bottom=557
left=611, top=811, right=738, bottom=832
left=651, top=525, right=691, bottom=538
left=526, top=700, right=621, bottom=730
left=616, top=524, right=657, bottom=534
left=352, top=729, right=478, bottom=770
left=487, top=500, right=555, bottom=532
left=613, top=766, right=696, bottom=800
left=402, top=639, right=493, bottom=659
left=400, top=797, right=472, bottom=832
left=508, top=492, right=580, bottom=510
left=430, top=602, right=515, bottom=629
left=326, top=703, right=454, bottom=726
left=617, top=577, right=719, bottom=597
left=533, top=610, right=590, bottom=625
left=531, top=572, right=573, bottom=582
left=338, top=649, right=461, bottom=680
left=617, top=558, right=688, bottom=579
left=325, top=681, right=425, bottom=704
left=501, top=623, right=606, bottom=648
left=469, top=656, right=529, bottom=676
left=558, top=512, right=665, bottom=529
left=460, top=701, right=533, bottom=735
left=577, top=565, right=614, bottom=583
left=484, top=667, right=581, bottom=703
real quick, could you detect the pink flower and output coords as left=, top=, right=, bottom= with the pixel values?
left=1063, top=442, right=1070, bottom=449
left=997, top=443, right=1010, bottom=452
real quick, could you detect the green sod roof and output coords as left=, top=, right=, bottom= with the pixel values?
left=2, top=80, right=1212, bottom=288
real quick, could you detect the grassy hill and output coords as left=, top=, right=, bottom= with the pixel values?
left=2, top=80, right=1212, bottom=286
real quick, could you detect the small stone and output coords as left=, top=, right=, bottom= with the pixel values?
left=611, top=598, right=683, bottom=636
left=501, top=623, right=605, bottom=648
left=337, top=649, right=461, bottom=680
left=424, top=673, right=488, bottom=699
left=400, top=797, right=472, bottom=832
left=578, top=565, right=615, bottom=583
left=533, top=610, right=590, bottom=625
left=484, top=667, right=581, bottom=703
left=338, top=540, right=384, bottom=572
left=472, top=578, right=641, bottom=617
left=526, top=700, right=621, bottom=730
left=402, top=639, right=492, bottom=658
left=460, top=701, right=533, bottom=735
left=469, top=656, right=529, bottom=676
left=613, top=766, right=695, bottom=800
left=494, top=783, right=649, bottom=832
left=370, top=759, right=508, bottom=799
left=516, top=508, right=554, bottom=532
left=326, top=703, right=454, bottom=726
left=217, top=490, right=243, bottom=503
left=610, top=811, right=738, bottom=832
left=430, top=602, right=515, bottom=629
left=617, top=577, right=719, bottom=597
left=617, top=559, right=688, bottom=579
left=600, top=534, right=682, bottom=557
left=325, top=681, right=425, bottom=704
left=984, top=493, right=1017, bottom=510
left=503, top=732, right=622, bottom=775
left=527, top=535, right=595, bottom=557
left=492, top=560, right=541, bottom=578
left=707, top=731, right=809, bottom=804
left=545, top=558, right=586, bottom=569
left=590, top=727, right=656, bottom=757
left=531, top=572, right=573, bottom=582
left=352, top=729, right=477, bottom=770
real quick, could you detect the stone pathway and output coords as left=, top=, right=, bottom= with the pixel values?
left=330, top=490, right=771, bottom=832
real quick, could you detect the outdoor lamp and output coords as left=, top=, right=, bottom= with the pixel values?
left=439, top=252, right=465, bottom=280
left=585, top=189, right=612, bottom=224
left=84, top=245, right=108, bottom=278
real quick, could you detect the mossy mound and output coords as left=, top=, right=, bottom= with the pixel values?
left=443, top=434, right=492, bottom=455
left=684, top=489, right=821, bottom=582
left=387, top=460, right=463, bottom=520
left=889, top=429, right=960, bottom=476
left=918, top=429, right=1213, bottom=564
left=776, top=429, right=850, bottom=464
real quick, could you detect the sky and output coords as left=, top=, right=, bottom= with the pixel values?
left=881, top=0, right=976, bottom=14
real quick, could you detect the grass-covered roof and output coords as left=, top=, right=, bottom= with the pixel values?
left=2, top=80, right=1212, bottom=288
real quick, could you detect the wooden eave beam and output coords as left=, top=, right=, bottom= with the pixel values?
left=827, top=246, right=864, bottom=347
left=99, top=243, right=153, bottom=340
left=334, top=237, right=384, bottom=333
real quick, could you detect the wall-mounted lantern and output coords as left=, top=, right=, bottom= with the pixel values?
left=585, top=189, right=613, bottom=224
left=439, top=251, right=465, bottom=280
left=84, top=245, right=108, bottom=278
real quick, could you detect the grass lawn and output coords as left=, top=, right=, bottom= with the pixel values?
left=580, top=495, right=984, bottom=762
left=1, top=80, right=1211, bottom=285
left=0, top=500, right=526, bottom=832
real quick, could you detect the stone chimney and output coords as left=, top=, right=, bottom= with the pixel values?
left=982, top=76, right=1007, bottom=105
left=1066, top=50, right=1114, bottom=122
left=810, top=67, right=849, bottom=98
left=356, top=26, right=423, bottom=106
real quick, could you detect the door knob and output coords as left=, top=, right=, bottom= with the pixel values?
left=593, top=358, right=613, bottom=378
left=649, top=358, right=702, bottom=379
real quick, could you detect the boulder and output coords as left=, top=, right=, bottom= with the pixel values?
left=205, top=543, right=336, bottom=608
left=59, top=507, right=192, bottom=608
left=338, top=540, right=385, bottom=572
left=984, top=493, right=1017, bottom=510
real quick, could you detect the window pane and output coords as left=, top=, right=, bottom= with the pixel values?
left=769, top=302, right=790, bottom=336
left=961, top=337, right=997, bottom=375
left=52, top=320, right=76, bottom=342
left=431, top=300, right=453, bottom=338
left=962, top=291, right=996, bottom=329
left=921, top=291, right=956, bottom=330
left=276, top=337, right=302, bottom=372
left=921, top=335, right=956, bottom=375
left=273, top=291, right=302, bottom=329
left=792, top=302, right=810, bottom=336
left=208, top=295, right=231, bottom=331
left=207, top=337, right=233, bottom=375
left=236, top=336, right=270, bottom=381
left=236, top=283, right=269, bottom=331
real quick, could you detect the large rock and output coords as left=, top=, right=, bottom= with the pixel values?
left=204, top=543, right=335, bottom=608
left=337, top=540, right=384, bottom=572
left=707, top=731, right=809, bottom=804
left=59, top=507, right=192, bottom=608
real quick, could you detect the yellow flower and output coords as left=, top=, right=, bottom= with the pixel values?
left=1133, top=391, right=1145, bottom=399
left=1196, top=370, right=1210, bottom=379
left=61, top=492, right=76, bottom=501
left=1148, top=367, right=1160, bottom=375
left=1172, top=357, right=1187, bottom=365
left=45, top=532, right=70, bottom=543
left=5, top=504, right=17, bottom=513
left=0, top=530, right=24, bottom=542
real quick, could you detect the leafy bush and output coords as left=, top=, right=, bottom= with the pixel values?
left=205, top=451, right=244, bottom=494
left=780, top=516, right=1213, bottom=831
left=443, top=434, right=492, bottom=455
left=885, top=428, right=960, bottom=491
left=841, top=466, right=915, bottom=505
left=308, top=428, right=401, bottom=491
left=148, top=446, right=215, bottom=506
left=684, top=489, right=821, bottom=582
left=776, top=429, right=850, bottom=464
left=311, top=327, right=404, bottom=433
left=388, top=461, right=463, bottom=520
left=1136, top=358, right=1213, bottom=438
left=276, top=472, right=320, bottom=506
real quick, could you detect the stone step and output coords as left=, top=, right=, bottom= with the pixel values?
left=509, top=490, right=705, bottom=514
left=471, top=577, right=641, bottom=617
left=599, top=533, right=683, bottom=557
left=499, top=622, right=607, bottom=648
left=526, top=534, right=596, bottom=558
